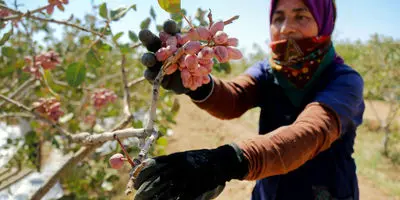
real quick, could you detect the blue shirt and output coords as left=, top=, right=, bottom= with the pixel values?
left=245, top=60, right=365, bottom=200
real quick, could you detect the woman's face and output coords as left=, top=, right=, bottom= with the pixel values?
left=270, top=0, right=318, bottom=41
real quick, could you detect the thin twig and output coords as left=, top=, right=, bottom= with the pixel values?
left=144, top=69, right=163, bottom=132
left=224, top=15, right=240, bottom=25
left=0, top=94, right=72, bottom=137
left=0, top=112, right=33, bottom=119
left=114, top=135, right=135, bottom=167
left=130, top=43, right=142, bottom=49
left=127, top=77, right=145, bottom=88
left=0, top=4, right=49, bottom=21
left=0, top=77, right=36, bottom=108
left=207, top=9, right=213, bottom=29
left=111, top=115, right=133, bottom=131
left=29, top=15, right=104, bottom=37
left=386, top=104, right=400, bottom=128
left=367, top=100, right=383, bottom=125
left=181, top=11, right=193, bottom=28
left=120, top=54, right=131, bottom=116
left=0, top=6, right=104, bottom=37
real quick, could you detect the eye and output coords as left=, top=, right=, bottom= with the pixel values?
left=295, top=15, right=308, bottom=22
left=273, top=16, right=284, bottom=24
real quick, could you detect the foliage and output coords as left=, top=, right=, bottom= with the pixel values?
left=336, top=35, right=400, bottom=159
left=0, top=1, right=192, bottom=198
left=336, top=35, right=400, bottom=102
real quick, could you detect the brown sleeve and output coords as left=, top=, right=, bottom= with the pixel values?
left=237, top=102, right=341, bottom=180
left=192, top=74, right=259, bottom=119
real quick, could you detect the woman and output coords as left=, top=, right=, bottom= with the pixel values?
left=134, top=0, right=365, bottom=199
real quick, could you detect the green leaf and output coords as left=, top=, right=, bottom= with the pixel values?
left=43, top=70, right=63, bottom=95
left=128, top=31, right=138, bottom=42
left=212, top=58, right=231, bottom=74
left=98, top=26, right=112, bottom=35
left=79, top=35, right=91, bottom=45
left=156, top=136, right=168, bottom=146
left=66, top=62, right=86, bottom=87
left=140, top=17, right=151, bottom=29
left=99, top=3, right=108, bottom=19
left=1, top=46, right=16, bottom=57
left=119, top=43, right=131, bottom=54
left=96, top=40, right=112, bottom=51
left=219, top=62, right=231, bottom=74
left=150, top=6, right=156, bottom=20
left=106, top=174, right=119, bottom=182
left=0, top=65, right=14, bottom=78
left=0, top=27, right=13, bottom=46
left=51, top=138, right=60, bottom=149
left=86, top=49, right=101, bottom=67
left=156, top=25, right=163, bottom=32
left=158, top=0, right=181, bottom=13
left=110, top=4, right=136, bottom=21
left=170, top=9, right=186, bottom=22
left=113, top=32, right=124, bottom=41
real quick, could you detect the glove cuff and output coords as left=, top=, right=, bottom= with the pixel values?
left=187, top=74, right=214, bottom=102
left=213, top=143, right=249, bottom=181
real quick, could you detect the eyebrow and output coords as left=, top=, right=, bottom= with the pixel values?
left=273, top=7, right=309, bottom=15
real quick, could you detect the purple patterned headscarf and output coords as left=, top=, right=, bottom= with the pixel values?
left=269, top=0, right=343, bottom=63
left=270, top=0, right=337, bottom=35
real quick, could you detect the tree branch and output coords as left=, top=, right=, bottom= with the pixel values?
left=30, top=146, right=94, bottom=200
left=0, top=94, right=72, bottom=137
left=367, top=100, right=384, bottom=125
left=224, top=15, right=240, bottom=25
left=0, top=5, right=104, bottom=37
left=144, top=48, right=184, bottom=132
left=71, top=128, right=152, bottom=145
left=386, top=104, right=400, bottom=128
left=120, top=54, right=131, bottom=116
left=128, top=77, right=145, bottom=88
left=125, top=130, right=159, bottom=195
left=0, top=4, right=48, bottom=21
left=31, top=113, right=136, bottom=199
left=0, top=77, right=36, bottom=108
left=28, top=15, right=104, bottom=37
left=0, top=112, right=33, bottom=119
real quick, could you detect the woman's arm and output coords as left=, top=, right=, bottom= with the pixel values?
left=238, top=102, right=340, bottom=180
left=188, top=74, right=260, bottom=119
left=237, top=70, right=364, bottom=180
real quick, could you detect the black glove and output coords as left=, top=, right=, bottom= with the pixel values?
left=139, top=20, right=189, bottom=94
left=139, top=20, right=214, bottom=98
left=133, top=143, right=249, bottom=200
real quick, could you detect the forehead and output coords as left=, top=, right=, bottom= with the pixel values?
left=274, top=0, right=308, bottom=12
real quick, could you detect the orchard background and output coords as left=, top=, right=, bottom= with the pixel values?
left=0, top=0, right=399, bottom=199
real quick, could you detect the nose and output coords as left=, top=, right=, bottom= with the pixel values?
left=280, top=19, right=296, bottom=37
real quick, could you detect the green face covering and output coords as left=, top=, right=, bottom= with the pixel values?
left=269, top=36, right=335, bottom=107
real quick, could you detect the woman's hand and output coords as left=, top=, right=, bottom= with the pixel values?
left=139, top=20, right=190, bottom=94
left=133, top=144, right=248, bottom=200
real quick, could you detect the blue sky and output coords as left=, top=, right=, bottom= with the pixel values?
left=3, top=0, right=400, bottom=54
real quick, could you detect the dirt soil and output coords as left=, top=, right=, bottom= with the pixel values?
left=164, top=96, right=395, bottom=200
